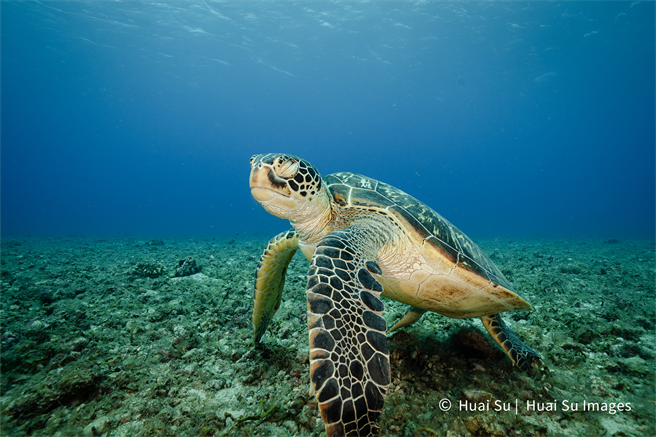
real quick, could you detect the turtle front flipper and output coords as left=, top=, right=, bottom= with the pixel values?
left=481, top=314, right=540, bottom=370
left=253, top=229, right=299, bottom=344
left=306, top=230, right=390, bottom=437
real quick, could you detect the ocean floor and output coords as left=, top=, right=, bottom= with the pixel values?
left=1, top=235, right=654, bottom=436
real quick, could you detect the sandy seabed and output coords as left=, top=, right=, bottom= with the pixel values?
left=1, top=235, right=654, bottom=436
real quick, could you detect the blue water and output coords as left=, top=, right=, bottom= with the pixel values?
left=2, top=1, right=654, bottom=239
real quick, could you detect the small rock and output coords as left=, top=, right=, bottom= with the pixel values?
left=174, top=256, right=202, bottom=277
left=622, top=356, right=650, bottom=376
left=209, top=379, right=225, bottom=390
left=83, top=416, right=112, bottom=437
left=283, top=420, right=299, bottom=434
left=68, top=337, right=89, bottom=352
left=28, top=319, right=46, bottom=331
left=173, top=325, right=188, bottom=338
left=37, top=287, right=56, bottom=304
left=463, top=389, right=493, bottom=403
left=133, top=261, right=165, bottom=278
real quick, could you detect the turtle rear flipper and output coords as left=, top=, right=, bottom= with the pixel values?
left=481, top=314, right=540, bottom=370
left=388, top=306, right=427, bottom=333
left=253, top=229, right=299, bottom=344
left=307, top=229, right=390, bottom=437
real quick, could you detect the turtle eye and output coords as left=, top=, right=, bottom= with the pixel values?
left=250, top=155, right=257, bottom=166
left=276, top=157, right=299, bottom=179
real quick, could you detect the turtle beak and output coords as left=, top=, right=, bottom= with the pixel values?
left=249, top=165, right=297, bottom=211
left=249, top=165, right=265, bottom=191
left=249, top=166, right=274, bottom=200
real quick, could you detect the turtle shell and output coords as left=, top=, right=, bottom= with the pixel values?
left=324, top=172, right=513, bottom=292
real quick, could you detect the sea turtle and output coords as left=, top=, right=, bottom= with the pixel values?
left=249, top=153, right=539, bottom=436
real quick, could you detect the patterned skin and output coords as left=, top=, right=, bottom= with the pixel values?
left=249, top=153, right=539, bottom=436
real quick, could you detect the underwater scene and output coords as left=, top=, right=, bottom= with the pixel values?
left=2, top=2, right=654, bottom=437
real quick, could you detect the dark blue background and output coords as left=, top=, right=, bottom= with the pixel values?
left=2, top=1, right=654, bottom=238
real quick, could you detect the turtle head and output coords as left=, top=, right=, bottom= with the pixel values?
left=249, top=154, right=331, bottom=230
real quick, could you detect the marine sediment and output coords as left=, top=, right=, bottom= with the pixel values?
left=0, top=236, right=654, bottom=436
